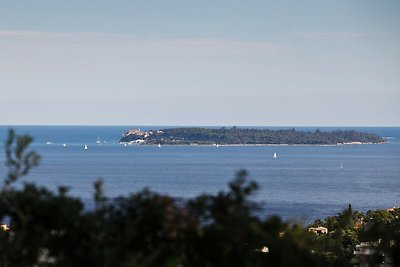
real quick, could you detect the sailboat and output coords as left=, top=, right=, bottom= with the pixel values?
left=273, top=152, right=277, bottom=158
left=63, top=143, right=67, bottom=147
left=216, top=143, right=219, bottom=148
left=96, top=135, right=101, bottom=144
left=158, top=143, right=161, bottom=148
left=84, top=145, right=88, bottom=150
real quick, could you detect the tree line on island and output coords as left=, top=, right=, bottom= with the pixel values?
left=119, top=127, right=384, bottom=145
left=1, top=129, right=398, bottom=266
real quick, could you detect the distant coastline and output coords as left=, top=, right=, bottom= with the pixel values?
left=119, top=127, right=385, bottom=146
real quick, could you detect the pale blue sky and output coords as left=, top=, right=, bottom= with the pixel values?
left=1, top=0, right=399, bottom=126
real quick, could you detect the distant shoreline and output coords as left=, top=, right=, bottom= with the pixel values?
left=121, top=141, right=386, bottom=147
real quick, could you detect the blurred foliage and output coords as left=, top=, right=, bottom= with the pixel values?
left=0, top=130, right=398, bottom=266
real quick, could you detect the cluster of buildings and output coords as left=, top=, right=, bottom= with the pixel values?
left=307, top=207, right=400, bottom=267
left=120, top=129, right=164, bottom=144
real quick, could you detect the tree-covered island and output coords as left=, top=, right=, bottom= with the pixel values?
left=119, top=127, right=384, bottom=145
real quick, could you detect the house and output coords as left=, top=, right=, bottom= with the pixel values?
left=1, top=224, right=9, bottom=231
left=124, top=129, right=145, bottom=136
left=354, top=242, right=393, bottom=267
left=308, top=226, right=328, bottom=235
left=355, top=219, right=365, bottom=229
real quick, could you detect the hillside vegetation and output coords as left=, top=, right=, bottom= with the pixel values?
left=120, top=127, right=384, bottom=145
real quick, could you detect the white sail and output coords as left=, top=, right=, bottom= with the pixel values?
left=84, top=145, right=88, bottom=150
left=273, top=153, right=277, bottom=158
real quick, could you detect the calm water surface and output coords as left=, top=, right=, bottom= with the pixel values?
left=0, top=126, right=399, bottom=222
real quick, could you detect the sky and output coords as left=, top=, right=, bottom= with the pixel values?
left=0, top=0, right=399, bottom=126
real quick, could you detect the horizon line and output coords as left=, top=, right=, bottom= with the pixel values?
left=1, top=124, right=399, bottom=128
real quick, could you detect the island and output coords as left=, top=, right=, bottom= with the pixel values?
left=119, top=127, right=385, bottom=145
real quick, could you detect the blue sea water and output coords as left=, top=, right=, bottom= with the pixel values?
left=0, top=126, right=399, bottom=223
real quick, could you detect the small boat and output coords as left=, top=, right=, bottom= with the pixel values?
left=84, top=145, right=88, bottom=150
left=216, top=143, right=219, bottom=148
left=273, top=152, right=277, bottom=158
left=124, top=143, right=127, bottom=147
left=96, top=135, right=101, bottom=144
left=46, top=141, right=52, bottom=145
left=63, top=143, right=67, bottom=147
left=158, top=143, right=161, bottom=148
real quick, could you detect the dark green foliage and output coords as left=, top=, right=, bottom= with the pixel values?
left=120, top=127, right=384, bottom=145
left=4, top=129, right=40, bottom=186
left=309, top=204, right=400, bottom=266
left=358, top=208, right=400, bottom=265
left=0, top=130, right=397, bottom=266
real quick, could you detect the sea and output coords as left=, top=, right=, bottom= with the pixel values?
left=0, top=126, right=399, bottom=223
